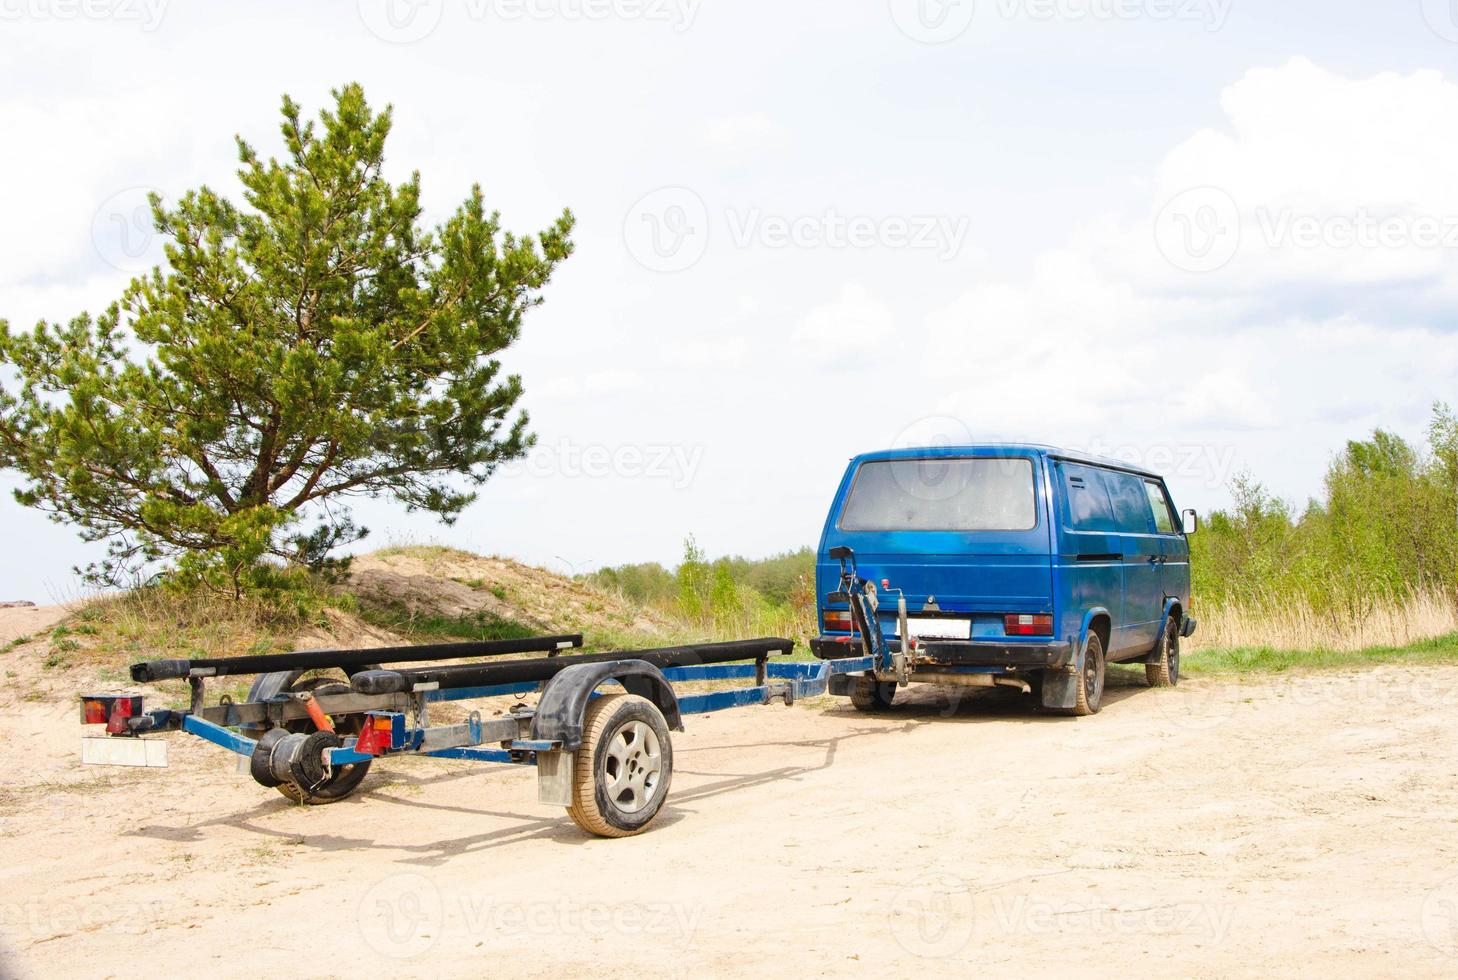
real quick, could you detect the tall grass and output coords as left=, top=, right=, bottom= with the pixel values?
left=1190, top=588, right=1458, bottom=652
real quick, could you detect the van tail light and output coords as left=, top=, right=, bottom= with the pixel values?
left=1004, top=614, right=1053, bottom=637
left=822, top=610, right=854, bottom=633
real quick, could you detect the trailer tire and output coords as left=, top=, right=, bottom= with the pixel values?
left=849, top=676, right=897, bottom=712
left=567, top=693, right=673, bottom=838
left=1146, top=615, right=1181, bottom=688
left=275, top=678, right=372, bottom=805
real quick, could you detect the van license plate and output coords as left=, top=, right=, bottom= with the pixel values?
left=905, top=618, right=971, bottom=640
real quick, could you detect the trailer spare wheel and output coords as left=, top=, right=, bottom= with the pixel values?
left=567, top=694, right=673, bottom=838
left=275, top=676, right=372, bottom=805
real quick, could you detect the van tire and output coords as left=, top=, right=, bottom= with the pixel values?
left=850, top=677, right=897, bottom=712
left=1146, top=616, right=1181, bottom=687
left=1065, top=632, right=1105, bottom=716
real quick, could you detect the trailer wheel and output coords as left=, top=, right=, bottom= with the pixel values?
left=849, top=676, right=897, bottom=712
left=1146, top=615, right=1181, bottom=688
left=567, top=693, right=673, bottom=838
left=275, top=677, right=372, bottom=805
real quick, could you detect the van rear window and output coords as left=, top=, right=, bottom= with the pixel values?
left=839, top=458, right=1036, bottom=532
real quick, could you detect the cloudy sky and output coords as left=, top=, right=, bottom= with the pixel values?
left=2, top=0, right=1456, bottom=599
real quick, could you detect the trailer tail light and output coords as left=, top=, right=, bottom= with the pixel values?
left=822, top=610, right=854, bottom=632
left=80, top=694, right=144, bottom=733
left=1004, top=614, right=1054, bottom=637
left=354, top=711, right=406, bottom=756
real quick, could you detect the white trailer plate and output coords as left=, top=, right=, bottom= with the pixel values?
left=903, top=617, right=972, bottom=640
left=81, top=736, right=169, bottom=768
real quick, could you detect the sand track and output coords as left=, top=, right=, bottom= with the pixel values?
left=2, top=613, right=1456, bottom=977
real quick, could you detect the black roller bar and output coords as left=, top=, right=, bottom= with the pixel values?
left=352, top=637, right=795, bottom=694
left=130, top=635, right=586, bottom=683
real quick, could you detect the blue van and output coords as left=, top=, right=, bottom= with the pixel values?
left=811, top=445, right=1198, bottom=716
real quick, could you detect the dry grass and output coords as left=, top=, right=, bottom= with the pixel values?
left=1190, top=588, right=1458, bottom=653
left=63, top=583, right=390, bottom=663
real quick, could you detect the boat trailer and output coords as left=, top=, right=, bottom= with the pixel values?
left=81, top=551, right=901, bottom=837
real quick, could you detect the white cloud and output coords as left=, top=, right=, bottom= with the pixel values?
left=698, top=113, right=782, bottom=154
left=791, top=283, right=894, bottom=359
left=918, top=59, right=1458, bottom=493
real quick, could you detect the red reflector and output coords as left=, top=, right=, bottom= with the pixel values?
left=1004, top=614, right=1054, bottom=637
left=354, top=716, right=390, bottom=756
left=80, top=695, right=143, bottom=728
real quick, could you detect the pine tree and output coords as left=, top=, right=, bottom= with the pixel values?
left=0, top=84, right=574, bottom=595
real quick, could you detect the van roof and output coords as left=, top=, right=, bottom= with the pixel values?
left=851, top=443, right=1166, bottom=480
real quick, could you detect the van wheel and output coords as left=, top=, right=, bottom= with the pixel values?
left=850, top=676, right=897, bottom=712
left=1067, top=632, right=1105, bottom=716
left=1146, top=616, right=1181, bottom=687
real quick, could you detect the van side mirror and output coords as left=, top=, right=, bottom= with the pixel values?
left=1181, top=509, right=1198, bottom=535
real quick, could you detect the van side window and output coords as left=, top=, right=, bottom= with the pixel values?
left=1143, top=480, right=1177, bottom=534
left=1104, top=470, right=1155, bottom=534
left=1060, top=463, right=1115, bottom=531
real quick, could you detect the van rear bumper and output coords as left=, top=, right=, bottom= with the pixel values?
left=811, top=636, right=1074, bottom=670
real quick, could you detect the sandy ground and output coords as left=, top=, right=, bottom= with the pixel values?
left=2, top=605, right=1457, bottom=978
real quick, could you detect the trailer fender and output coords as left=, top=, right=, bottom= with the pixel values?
left=532, top=660, right=684, bottom=752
